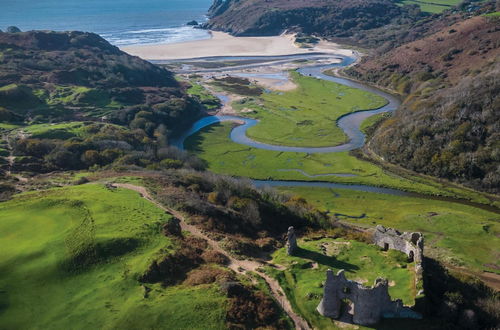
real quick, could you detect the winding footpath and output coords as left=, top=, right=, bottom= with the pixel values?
left=112, top=183, right=311, bottom=330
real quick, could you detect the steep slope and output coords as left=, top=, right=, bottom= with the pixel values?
left=205, top=0, right=422, bottom=43
left=0, top=30, right=204, bottom=175
left=347, top=15, right=500, bottom=193
left=0, top=30, right=200, bottom=137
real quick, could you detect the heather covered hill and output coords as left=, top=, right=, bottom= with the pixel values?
left=205, top=0, right=422, bottom=42
left=347, top=15, right=500, bottom=193
left=0, top=30, right=201, bottom=137
left=0, top=30, right=176, bottom=88
left=0, top=30, right=204, bottom=175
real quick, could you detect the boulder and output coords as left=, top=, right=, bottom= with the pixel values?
left=6, top=26, right=21, bottom=33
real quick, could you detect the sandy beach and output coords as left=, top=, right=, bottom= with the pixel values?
left=121, top=31, right=349, bottom=60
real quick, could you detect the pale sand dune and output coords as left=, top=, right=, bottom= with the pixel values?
left=121, top=31, right=349, bottom=60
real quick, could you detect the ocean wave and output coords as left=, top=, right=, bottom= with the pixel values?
left=103, top=25, right=210, bottom=46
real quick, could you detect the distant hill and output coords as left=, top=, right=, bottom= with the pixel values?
left=0, top=30, right=203, bottom=175
left=347, top=15, right=500, bottom=193
left=0, top=30, right=200, bottom=137
left=205, top=0, right=423, bottom=46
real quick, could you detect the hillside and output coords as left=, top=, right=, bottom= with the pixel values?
left=0, top=30, right=205, bottom=176
left=347, top=15, right=500, bottom=193
left=205, top=0, right=423, bottom=45
left=0, top=30, right=201, bottom=137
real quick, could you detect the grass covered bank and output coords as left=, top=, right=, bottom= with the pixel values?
left=185, top=122, right=492, bottom=202
left=275, top=186, right=500, bottom=274
left=0, top=183, right=228, bottom=329
left=227, top=71, right=387, bottom=148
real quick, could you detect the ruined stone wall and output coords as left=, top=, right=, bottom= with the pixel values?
left=373, top=225, right=425, bottom=296
left=373, top=225, right=424, bottom=262
left=317, top=269, right=422, bottom=326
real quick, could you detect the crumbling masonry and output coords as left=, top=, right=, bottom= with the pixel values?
left=317, top=269, right=422, bottom=325
left=373, top=225, right=425, bottom=295
left=315, top=226, right=425, bottom=325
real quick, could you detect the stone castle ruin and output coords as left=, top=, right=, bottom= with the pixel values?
left=373, top=225, right=424, bottom=263
left=373, top=225, right=425, bottom=294
left=316, top=269, right=422, bottom=325
left=285, top=225, right=425, bottom=325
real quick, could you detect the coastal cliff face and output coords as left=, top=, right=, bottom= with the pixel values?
left=204, top=0, right=420, bottom=41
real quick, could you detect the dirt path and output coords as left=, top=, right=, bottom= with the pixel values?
left=112, top=183, right=311, bottom=330
left=2, top=130, right=29, bottom=183
left=1, top=132, right=14, bottom=175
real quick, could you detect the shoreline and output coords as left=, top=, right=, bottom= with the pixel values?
left=121, top=31, right=350, bottom=60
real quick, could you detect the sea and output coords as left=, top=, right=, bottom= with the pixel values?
left=0, top=0, right=213, bottom=46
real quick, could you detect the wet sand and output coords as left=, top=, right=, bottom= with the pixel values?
left=121, top=31, right=349, bottom=60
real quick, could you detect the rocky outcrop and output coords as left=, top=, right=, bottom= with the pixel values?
left=317, top=269, right=422, bottom=325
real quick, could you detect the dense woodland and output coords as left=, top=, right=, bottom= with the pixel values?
left=347, top=13, right=500, bottom=193
left=206, top=0, right=423, bottom=47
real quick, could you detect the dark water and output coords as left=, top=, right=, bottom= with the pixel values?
left=0, top=0, right=212, bottom=46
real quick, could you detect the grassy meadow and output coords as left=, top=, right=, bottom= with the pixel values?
left=395, top=0, right=461, bottom=13
left=185, top=122, right=493, bottom=203
left=275, top=186, right=500, bottom=274
left=267, top=238, right=417, bottom=329
left=229, top=71, right=387, bottom=147
left=0, top=183, right=228, bottom=329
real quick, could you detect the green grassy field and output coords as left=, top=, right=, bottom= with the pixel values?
left=230, top=71, right=387, bottom=147
left=0, top=123, right=21, bottom=131
left=484, top=11, right=500, bottom=17
left=22, top=122, right=89, bottom=139
left=185, top=122, right=492, bottom=202
left=267, top=238, right=416, bottom=329
left=395, top=0, right=461, bottom=13
left=1, top=84, right=125, bottom=119
left=187, top=80, right=221, bottom=111
left=0, top=184, right=228, bottom=329
left=275, top=186, right=500, bottom=274
left=20, top=121, right=127, bottom=140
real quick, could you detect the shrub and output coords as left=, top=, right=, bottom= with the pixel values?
left=183, top=265, right=233, bottom=286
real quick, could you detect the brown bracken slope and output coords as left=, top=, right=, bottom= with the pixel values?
left=348, top=15, right=500, bottom=193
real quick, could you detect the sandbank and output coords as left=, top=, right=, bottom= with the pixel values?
left=121, top=31, right=349, bottom=60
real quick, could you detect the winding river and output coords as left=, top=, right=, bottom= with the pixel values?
left=163, top=54, right=499, bottom=212
left=171, top=54, right=400, bottom=153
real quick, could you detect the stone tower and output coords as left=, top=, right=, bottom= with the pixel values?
left=316, top=269, right=340, bottom=318
left=286, top=226, right=297, bottom=255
